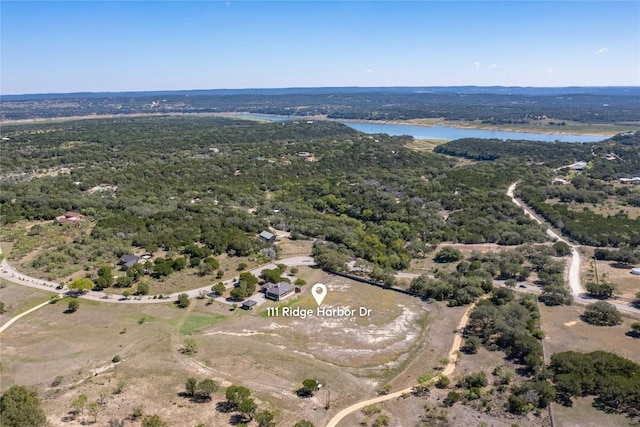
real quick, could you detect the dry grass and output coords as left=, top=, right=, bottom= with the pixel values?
left=0, top=280, right=56, bottom=326
left=538, top=304, right=640, bottom=364
left=587, top=257, right=640, bottom=300
left=0, top=271, right=450, bottom=426
left=552, top=396, right=637, bottom=427
left=404, top=138, right=448, bottom=152
left=546, top=198, right=640, bottom=220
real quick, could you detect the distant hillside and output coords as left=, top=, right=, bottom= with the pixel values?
left=2, top=87, right=639, bottom=123
left=3, top=86, right=638, bottom=101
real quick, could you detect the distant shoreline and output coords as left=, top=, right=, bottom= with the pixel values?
left=1, top=111, right=631, bottom=138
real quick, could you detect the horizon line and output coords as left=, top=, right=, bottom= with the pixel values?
left=2, top=85, right=640, bottom=98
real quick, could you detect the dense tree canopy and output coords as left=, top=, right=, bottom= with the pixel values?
left=0, top=385, right=47, bottom=427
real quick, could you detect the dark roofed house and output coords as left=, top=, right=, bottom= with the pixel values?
left=118, top=254, right=141, bottom=270
left=263, top=282, right=294, bottom=301
left=241, top=299, right=258, bottom=310
left=259, top=230, right=276, bottom=242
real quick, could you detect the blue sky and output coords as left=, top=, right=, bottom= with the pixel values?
left=1, top=1, right=639, bottom=94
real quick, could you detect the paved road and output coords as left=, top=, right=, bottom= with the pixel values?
left=507, top=182, right=639, bottom=315
left=325, top=300, right=480, bottom=427
left=0, top=245, right=315, bottom=306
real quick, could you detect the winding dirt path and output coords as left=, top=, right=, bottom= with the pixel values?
left=325, top=300, right=479, bottom=427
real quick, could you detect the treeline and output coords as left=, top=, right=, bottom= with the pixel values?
left=3, top=91, right=638, bottom=123
left=518, top=182, right=640, bottom=247
left=434, top=137, right=594, bottom=164
left=550, top=351, right=640, bottom=416
left=465, top=294, right=639, bottom=418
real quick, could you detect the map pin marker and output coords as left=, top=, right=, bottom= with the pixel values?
left=312, top=283, right=327, bottom=306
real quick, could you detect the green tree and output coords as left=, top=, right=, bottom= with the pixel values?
left=96, top=265, right=114, bottom=289
left=0, top=385, right=47, bottom=427
left=176, top=293, right=190, bottom=308
left=238, top=397, right=257, bottom=422
left=67, top=298, right=80, bottom=313
left=172, top=257, right=187, bottom=271
left=435, top=376, right=450, bottom=389
left=293, top=421, right=315, bottom=427
left=136, top=281, right=150, bottom=295
left=461, top=336, right=481, bottom=354
left=69, top=278, right=94, bottom=294
left=297, top=379, right=320, bottom=397
left=88, top=401, right=101, bottom=423
left=141, top=414, right=167, bottom=427
left=185, top=377, right=198, bottom=397
left=552, top=241, right=571, bottom=257
left=507, top=394, right=529, bottom=415
left=581, top=301, right=623, bottom=326
left=211, top=282, right=226, bottom=296
left=197, top=379, right=219, bottom=399
left=225, top=385, right=251, bottom=410
left=71, top=393, right=88, bottom=416
left=434, top=247, right=463, bottom=263
left=255, top=410, right=276, bottom=427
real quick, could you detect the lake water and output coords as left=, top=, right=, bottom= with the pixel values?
left=228, top=113, right=607, bottom=143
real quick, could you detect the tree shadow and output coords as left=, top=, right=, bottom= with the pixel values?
left=625, top=330, right=640, bottom=339
left=229, top=414, right=248, bottom=425
left=216, top=401, right=235, bottom=413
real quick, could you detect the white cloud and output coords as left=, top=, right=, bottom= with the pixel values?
left=595, top=47, right=608, bottom=54
left=473, top=61, right=481, bottom=68
left=488, top=64, right=497, bottom=69
left=366, top=69, right=373, bottom=74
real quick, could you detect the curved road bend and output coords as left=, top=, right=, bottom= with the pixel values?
left=507, top=182, right=639, bottom=315
left=325, top=300, right=479, bottom=427
left=0, top=248, right=315, bottom=305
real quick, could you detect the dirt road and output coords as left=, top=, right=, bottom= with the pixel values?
left=325, top=300, right=478, bottom=427
left=507, top=182, right=639, bottom=315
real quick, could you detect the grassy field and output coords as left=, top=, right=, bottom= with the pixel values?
left=546, top=198, right=640, bottom=221
left=580, top=250, right=640, bottom=300
left=0, top=271, right=454, bottom=427
left=0, top=280, right=57, bottom=326
left=539, top=303, right=640, bottom=364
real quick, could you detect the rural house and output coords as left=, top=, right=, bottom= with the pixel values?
left=259, top=230, right=276, bottom=242
left=118, top=254, right=141, bottom=270
left=262, top=282, right=294, bottom=301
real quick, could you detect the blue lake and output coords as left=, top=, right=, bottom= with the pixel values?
left=227, top=113, right=607, bottom=143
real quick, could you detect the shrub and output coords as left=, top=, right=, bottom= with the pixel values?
left=176, top=293, right=190, bottom=308
left=435, top=376, right=450, bottom=389
left=434, top=247, right=463, bottom=263
left=581, top=301, right=622, bottom=326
